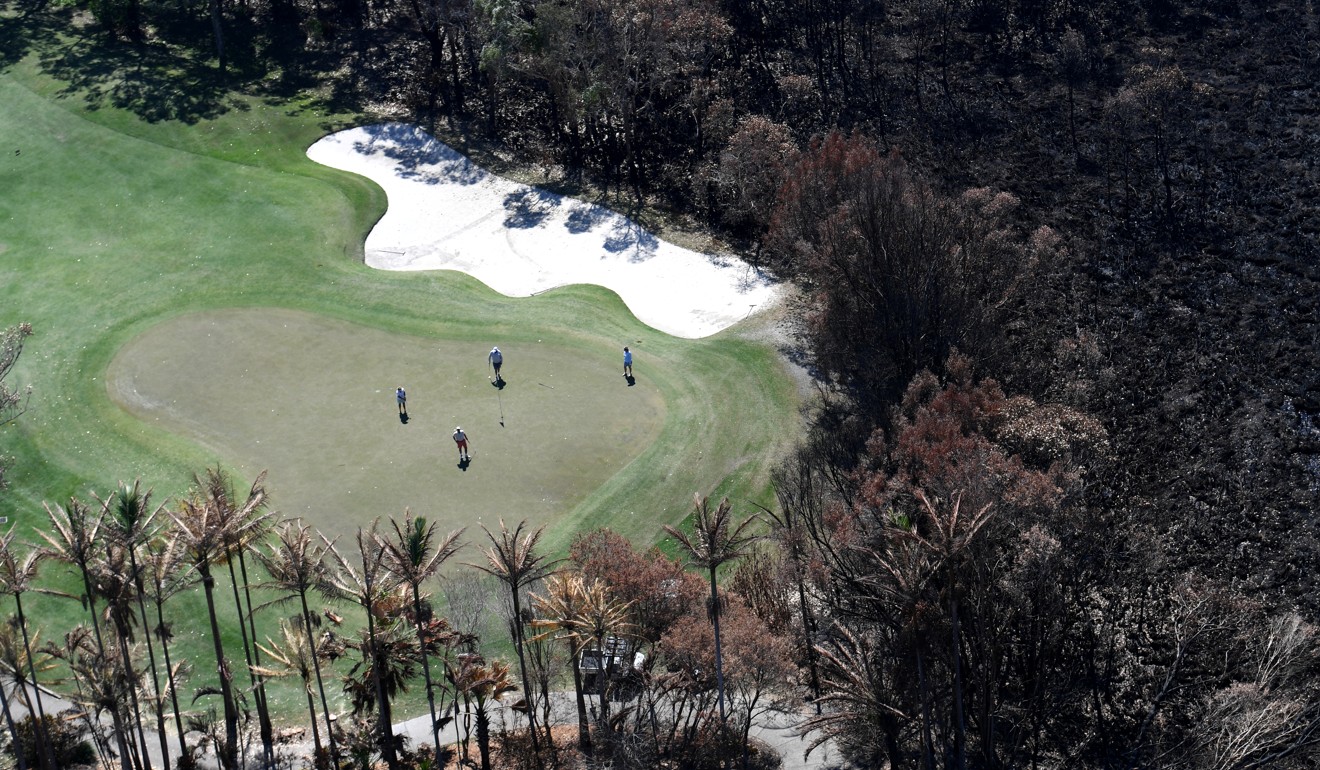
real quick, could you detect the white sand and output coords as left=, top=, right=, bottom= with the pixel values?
left=306, top=123, right=779, bottom=339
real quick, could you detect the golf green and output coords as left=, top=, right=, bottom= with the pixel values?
left=105, top=307, right=665, bottom=540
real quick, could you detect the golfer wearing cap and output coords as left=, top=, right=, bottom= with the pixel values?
left=453, top=426, right=469, bottom=461
left=488, top=347, right=504, bottom=383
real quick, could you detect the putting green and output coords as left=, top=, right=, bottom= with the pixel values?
left=105, top=308, right=665, bottom=540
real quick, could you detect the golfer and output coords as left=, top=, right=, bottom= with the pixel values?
left=623, top=346, right=633, bottom=377
left=396, top=386, right=407, bottom=414
left=489, top=347, right=504, bottom=381
left=453, top=426, right=470, bottom=461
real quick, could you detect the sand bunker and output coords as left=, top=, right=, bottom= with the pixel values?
left=307, top=123, right=779, bottom=338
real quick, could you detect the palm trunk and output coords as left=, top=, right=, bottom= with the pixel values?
left=111, top=615, right=151, bottom=770
left=130, top=552, right=171, bottom=770
left=569, top=645, right=591, bottom=754
left=708, top=568, right=727, bottom=724
left=14, top=595, right=56, bottom=770
left=0, top=678, right=28, bottom=770
left=365, top=603, right=400, bottom=770
left=227, top=557, right=274, bottom=768
left=109, top=701, right=137, bottom=770
left=199, top=563, right=240, bottom=770
left=796, top=574, right=821, bottom=710
left=358, top=541, right=398, bottom=770
left=299, top=591, right=339, bottom=765
left=154, top=598, right=188, bottom=760
left=597, top=639, right=610, bottom=726
left=236, top=551, right=276, bottom=767
left=410, top=585, right=444, bottom=765
left=303, top=676, right=322, bottom=757
left=81, top=568, right=108, bottom=656
left=81, top=570, right=131, bottom=770
left=475, top=702, right=492, bottom=770
left=507, top=588, right=541, bottom=756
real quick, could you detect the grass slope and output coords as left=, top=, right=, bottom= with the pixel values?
left=0, top=23, right=800, bottom=722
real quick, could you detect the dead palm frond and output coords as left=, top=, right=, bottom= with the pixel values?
left=469, top=520, right=558, bottom=754
left=798, top=624, right=907, bottom=761
left=663, top=495, right=759, bottom=725
left=37, top=498, right=104, bottom=628
left=378, top=510, right=464, bottom=767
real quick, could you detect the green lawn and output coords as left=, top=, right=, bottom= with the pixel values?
left=0, top=12, right=800, bottom=725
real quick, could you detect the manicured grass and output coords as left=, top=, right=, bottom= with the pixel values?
left=0, top=17, right=800, bottom=724
left=106, top=307, right=668, bottom=543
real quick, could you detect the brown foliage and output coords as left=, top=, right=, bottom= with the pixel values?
left=716, top=116, right=799, bottom=233
left=570, top=529, right=703, bottom=644
left=765, top=133, right=1058, bottom=407
left=659, top=598, right=793, bottom=707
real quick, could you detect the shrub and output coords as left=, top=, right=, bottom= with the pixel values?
left=4, top=711, right=96, bottom=768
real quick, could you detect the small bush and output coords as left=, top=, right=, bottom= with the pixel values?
left=4, top=711, right=96, bottom=768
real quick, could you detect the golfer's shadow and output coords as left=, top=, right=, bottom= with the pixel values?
left=399, top=412, right=410, bottom=424
left=458, top=457, right=471, bottom=471
left=625, top=374, right=636, bottom=387
left=492, top=377, right=506, bottom=390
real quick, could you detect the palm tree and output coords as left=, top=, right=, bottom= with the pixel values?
left=663, top=495, right=759, bottom=725
left=257, top=519, right=340, bottom=766
left=253, top=620, right=325, bottom=755
left=471, top=520, right=558, bottom=759
left=340, top=615, right=419, bottom=763
left=0, top=626, right=29, bottom=770
left=90, top=541, right=152, bottom=770
left=170, top=470, right=269, bottom=770
left=379, top=511, right=464, bottom=766
left=323, top=522, right=406, bottom=770
left=530, top=573, right=592, bottom=753
left=451, top=655, right=518, bottom=770
left=38, top=498, right=107, bottom=653
left=902, top=490, right=995, bottom=770
left=47, top=626, right=132, bottom=770
left=142, top=534, right=195, bottom=762
left=798, top=624, right=908, bottom=770
left=38, top=497, right=137, bottom=770
left=103, top=480, right=169, bottom=770
left=575, top=578, right=634, bottom=727
left=0, top=620, right=57, bottom=770
left=195, top=467, right=277, bottom=768
left=756, top=473, right=824, bottom=706
left=0, top=531, right=59, bottom=770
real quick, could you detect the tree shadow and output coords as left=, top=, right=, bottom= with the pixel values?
left=564, top=201, right=609, bottom=234
left=503, top=187, right=560, bottom=229
left=9, top=2, right=374, bottom=126
left=0, top=3, right=63, bottom=73
left=603, top=218, right=659, bottom=261
left=28, top=17, right=234, bottom=124
left=352, top=123, right=486, bottom=185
